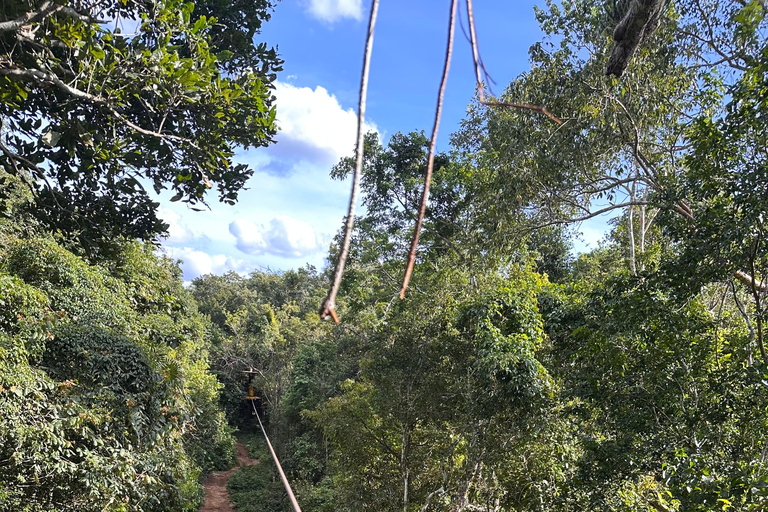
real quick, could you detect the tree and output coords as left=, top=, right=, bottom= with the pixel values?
left=311, top=262, right=567, bottom=512
left=454, top=0, right=767, bottom=288
left=669, top=28, right=768, bottom=361
left=330, top=131, right=461, bottom=264
left=0, top=0, right=281, bottom=255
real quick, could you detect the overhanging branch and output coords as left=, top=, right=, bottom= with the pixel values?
left=0, top=66, right=202, bottom=151
left=466, top=0, right=562, bottom=125
left=0, top=0, right=63, bottom=33
left=399, top=0, right=458, bottom=299
left=319, top=0, right=379, bottom=322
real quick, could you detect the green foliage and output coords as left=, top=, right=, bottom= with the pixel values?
left=191, top=267, right=329, bottom=428
left=330, top=131, right=464, bottom=263
left=0, top=0, right=281, bottom=255
left=0, top=235, right=235, bottom=510
left=306, top=262, right=559, bottom=511
left=666, top=36, right=768, bottom=296
left=4, top=0, right=768, bottom=510
left=227, top=434, right=289, bottom=512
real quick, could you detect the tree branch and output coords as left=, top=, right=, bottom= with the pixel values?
left=465, top=0, right=562, bottom=124
left=735, top=270, right=768, bottom=293
left=0, top=66, right=201, bottom=150
left=749, top=235, right=766, bottom=361
left=399, top=0, right=458, bottom=299
left=0, top=0, right=62, bottom=33
left=319, top=0, right=379, bottom=322
left=530, top=200, right=651, bottom=231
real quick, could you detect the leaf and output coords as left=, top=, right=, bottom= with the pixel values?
left=217, top=50, right=234, bottom=61
left=41, top=131, right=62, bottom=148
left=90, top=47, right=106, bottom=60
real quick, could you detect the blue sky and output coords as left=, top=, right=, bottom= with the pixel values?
left=159, top=0, right=610, bottom=281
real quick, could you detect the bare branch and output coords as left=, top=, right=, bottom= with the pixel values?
left=749, top=235, right=767, bottom=360
left=678, top=27, right=748, bottom=72
left=399, top=0, right=458, bottom=299
left=59, top=6, right=108, bottom=24
left=528, top=200, right=650, bottom=231
left=735, top=270, right=768, bottom=293
left=483, top=100, right=563, bottom=124
left=628, top=173, right=637, bottom=275
left=466, top=0, right=562, bottom=124
left=319, top=0, right=379, bottom=322
left=0, top=0, right=62, bottom=33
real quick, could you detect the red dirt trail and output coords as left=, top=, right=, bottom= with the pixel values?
left=199, top=442, right=259, bottom=512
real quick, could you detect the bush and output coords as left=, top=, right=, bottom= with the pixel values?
left=0, top=236, right=235, bottom=511
left=228, top=435, right=290, bottom=512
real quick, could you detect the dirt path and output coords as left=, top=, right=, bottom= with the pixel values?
left=199, top=442, right=259, bottom=512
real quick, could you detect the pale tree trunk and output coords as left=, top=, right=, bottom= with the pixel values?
left=401, top=421, right=411, bottom=512
left=748, top=237, right=766, bottom=362
left=628, top=178, right=637, bottom=275
left=420, top=487, right=445, bottom=512
left=629, top=204, right=637, bottom=275
left=639, top=203, right=646, bottom=255
left=449, top=461, right=481, bottom=512
left=449, top=428, right=483, bottom=512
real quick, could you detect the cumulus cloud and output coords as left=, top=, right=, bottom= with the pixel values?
left=264, top=81, right=377, bottom=173
left=164, top=247, right=248, bottom=281
left=158, top=207, right=194, bottom=244
left=158, top=207, right=213, bottom=247
left=306, top=0, right=362, bottom=22
left=229, top=216, right=329, bottom=258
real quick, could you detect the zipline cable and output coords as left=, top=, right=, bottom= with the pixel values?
left=251, top=400, right=302, bottom=512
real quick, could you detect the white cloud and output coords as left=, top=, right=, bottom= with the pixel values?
left=158, top=207, right=196, bottom=244
left=265, top=81, right=377, bottom=173
left=230, top=216, right=329, bottom=258
left=157, top=79, right=379, bottom=275
left=306, top=0, right=362, bottom=22
left=164, top=246, right=248, bottom=281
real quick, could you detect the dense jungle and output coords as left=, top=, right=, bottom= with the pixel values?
left=2, top=0, right=768, bottom=510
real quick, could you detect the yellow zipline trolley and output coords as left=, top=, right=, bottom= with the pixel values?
left=242, top=369, right=260, bottom=401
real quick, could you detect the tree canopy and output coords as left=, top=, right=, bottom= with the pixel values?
left=0, top=0, right=281, bottom=255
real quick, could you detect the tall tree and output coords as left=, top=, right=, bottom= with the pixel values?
left=0, top=0, right=281, bottom=255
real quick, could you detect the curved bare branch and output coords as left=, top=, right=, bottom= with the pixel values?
left=466, top=0, right=562, bottom=124
left=399, top=0, right=458, bottom=299
left=319, top=0, right=380, bottom=322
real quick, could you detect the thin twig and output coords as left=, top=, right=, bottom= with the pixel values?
left=529, top=200, right=651, bottom=230
left=735, top=269, right=768, bottom=293
left=483, top=100, right=563, bottom=124
left=399, top=0, right=458, bottom=299
left=465, top=0, right=562, bottom=124
left=319, top=0, right=379, bottom=321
